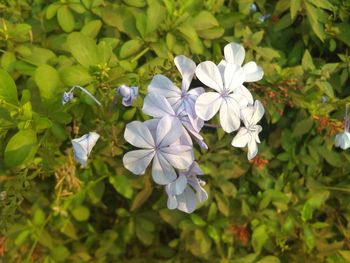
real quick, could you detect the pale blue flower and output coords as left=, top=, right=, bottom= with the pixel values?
left=148, top=55, right=204, bottom=125
left=62, top=85, right=102, bottom=106
left=122, top=115, right=194, bottom=185
left=232, top=100, right=264, bottom=160
left=165, top=162, right=208, bottom=213
left=142, top=93, right=207, bottom=149
left=335, top=132, right=350, bottom=150
left=118, top=85, right=138, bottom=107
left=72, top=132, right=100, bottom=167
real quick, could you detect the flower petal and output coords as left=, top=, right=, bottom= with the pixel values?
left=168, top=174, right=188, bottom=195
left=247, top=138, right=258, bottom=160
left=72, top=142, right=88, bottom=167
left=152, top=153, right=177, bottom=185
left=156, top=115, right=183, bottom=147
left=231, top=128, right=250, bottom=148
left=160, top=145, right=194, bottom=170
left=123, top=149, right=155, bottom=175
left=166, top=191, right=178, bottom=209
left=224, top=42, right=245, bottom=65
left=219, top=97, right=241, bottom=133
left=224, top=63, right=245, bottom=92
left=176, top=187, right=197, bottom=213
left=148, top=74, right=181, bottom=97
left=195, top=61, right=224, bottom=92
left=251, top=100, right=265, bottom=124
left=242, top=61, right=264, bottom=82
left=195, top=92, right=222, bottom=121
left=174, top=55, right=196, bottom=91
left=234, top=85, right=254, bottom=105
left=142, top=93, right=175, bottom=118
left=124, top=121, right=155, bottom=148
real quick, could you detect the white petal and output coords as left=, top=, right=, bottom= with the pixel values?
left=195, top=92, right=222, bottom=121
left=247, top=139, right=258, bottom=160
left=160, top=145, right=194, bottom=170
left=224, top=63, right=245, bottom=92
left=72, top=132, right=100, bottom=167
left=242, top=61, right=264, bottom=82
left=152, top=153, right=177, bottom=185
left=148, top=74, right=181, bottom=97
left=195, top=61, right=224, bottom=92
left=124, top=121, right=154, bottom=148
left=168, top=174, right=188, bottom=195
left=187, top=87, right=205, bottom=97
left=166, top=192, right=178, bottom=209
left=176, top=187, right=197, bottom=213
left=335, top=132, right=350, bottom=150
left=72, top=142, right=88, bottom=167
left=142, top=93, right=175, bottom=118
left=217, top=60, right=226, bottom=79
left=231, top=128, right=251, bottom=148
left=174, top=55, right=196, bottom=91
left=123, top=149, right=155, bottom=175
left=251, top=100, right=265, bottom=124
left=156, top=116, right=183, bottom=147
left=224, top=42, right=245, bottom=65
left=219, top=97, right=241, bottom=133
left=234, top=85, right=254, bottom=105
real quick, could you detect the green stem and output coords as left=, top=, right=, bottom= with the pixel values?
left=131, top=47, right=150, bottom=63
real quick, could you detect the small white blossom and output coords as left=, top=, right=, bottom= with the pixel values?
left=72, top=132, right=100, bottom=167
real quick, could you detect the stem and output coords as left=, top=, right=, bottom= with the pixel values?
left=71, top=85, right=102, bottom=107
left=131, top=47, right=150, bottom=63
left=204, top=123, right=222, bottom=129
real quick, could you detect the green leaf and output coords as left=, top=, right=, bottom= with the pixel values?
left=109, top=175, right=133, bottom=199
left=66, top=32, right=99, bottom=67
left=57, top=6, right=75, bottom=32
left=308, top=0, right=334, bottom=11
left=50, top=246, right=70, bottom=262
left=193, top=11, right=219, bottom=30
left=316, top=80, right=334, bottom=98
left=302, top=50, right=315, bottom=71
left=190, top=214, right=206, bottom=226
left=290, top=0, right=301, bottom=20
left=252, top=225, right=268, bottom=254
left=34, top=64, right=61, bottom=102
left=256, top=256, right=280, bottom=263
left=22, top=46, right=56, bottom=66
left=60, top=65, right=92, bottom=86
left=72, top=206, right=90, bottom=221
left=4, top=129, right=37, bottom=167
left=146, top=1, right=166, bottom=35
left=305, top=2, right=326, bottom=41
left=303, top=224, right=315, bottom=251
left=119, top=39, right=143, bottom=59
left=0, top=68, right=18, bottom=105
left=292, top=118, right=313, bottom=137
left=81, top=20, right=102, bottom=38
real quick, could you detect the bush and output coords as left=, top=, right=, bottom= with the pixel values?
left=1, top=0, right=350, bottom=262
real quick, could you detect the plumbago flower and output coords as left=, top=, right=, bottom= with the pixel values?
left=118, top=85, right=138, bottom=107
left=166, top=162, right=208, bottom=213
left=148, top=55, right=204, bottom=124
left=122, top=115, right=194, bottom=185
left=232, top=100, right=264, bottom=160
left=72, top=132, right=100, bottom=167
left=334, top=105, right=350, bottom=150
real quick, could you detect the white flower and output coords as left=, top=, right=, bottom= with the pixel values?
left=335, top=132, right=350, bottom=150
left=232, top=100, right=264, bottom=160
left=166, top=162, right=208, bottom=213
left=72, top=132, right=100, bottom=167
left=122, top=115, right=194, bottom=185
left=148, top=55, right=204, bottom=123
left=195, top=61, right=249, bottom=133
left=118, top=85, right=138, bottom=107
left=142, top=93, right=206, bottom=148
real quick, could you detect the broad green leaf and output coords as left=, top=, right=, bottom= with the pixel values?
left=119, top=39, right=143, bottom=59
left=50, top=246, right=70, bottom=262
left=193, top=11, right=219, bottom=30
left=57, top=6, right=75, bottom=32
left=66, top=32, right=99, bottom=67
left=256, top=256, right=280, bottom=263
left=316, top=80, right=334, bottom=98
left=22, top=46, right=56, bottom=66
left=146, top=1, right=166, bottom=35
left=252, top=225, right=268, bottom=254
left=292, top=118, right=313, bottom=137
left=308, top=0, right=334, bottom=11
left=72, top=206, right=90, bottom=221
left=60, top=65, right=92, bottom=86
left=0, top=68, right=18, bottom=105
left=290, top=0, right=301, bottom=20
left=302, top=50, right=315, bottom=70
left=81, top=20, right=102, bottom=38
left=305, top=2, right=326, bottom=41
left=303, top=224, right=315, bottom=251
left=34, top=64, right=61, bottom=102
left=109, top=175, right=133, bottom=199
left=4, top=129, right=37, bottom=167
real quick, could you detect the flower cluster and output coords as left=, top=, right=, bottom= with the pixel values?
left=123, top=42, right=265, bottom=213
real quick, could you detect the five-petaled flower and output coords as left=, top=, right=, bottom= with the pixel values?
left=122, top=116, right=194, bottom=185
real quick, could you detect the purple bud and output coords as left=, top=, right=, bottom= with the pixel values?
left=118, top=85, right=138, bottom=107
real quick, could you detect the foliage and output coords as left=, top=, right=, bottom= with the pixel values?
left=0, top=0, right=350, bottom=262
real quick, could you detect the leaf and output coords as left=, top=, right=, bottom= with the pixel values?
left=256, top=256, right=280, bottom=263
left=109, top=175, right=133, bottom=199
left=146, top=1, right=166, bottom=35
left=316, top=80, right=334, bottom=98
left=130, top=177, right=153, bottom=211
left=190, top=214, right=206, bottom=226
left=303, top=224, right=315, bottom=251
left=292, top=118, right=314, bottom=137
left=252, top=225, right=268, bottom=254
left=290, top=0, right=301, bottom=20
left=4, top=129, right=37, bottom=167
left=192, top=11, right=219, bottom=30
left=308, top=0, right=334, bottom=11
left=338, top=251, right=350, bottom=262
left=177, top=23, right=203, bottom=54
left=66, top=32, right=99, bottom=67
left=57, top=6, right=75, bottom=32
left=81, top=20, right=102, bottom=38
left=305, top=2, right=326, bottom=41
left=22, top=46, right=56, bottom=66
left=72, top=206, right=90, bottom=221
left=119, top=39, right=143, bottom=59
left=0, top=68, right=18, bottom=105
left=34, top=64, right=61, bottom=102
left=302, top=50, right=315, bottom=71
left=59, top=65, right=92, bottom=86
